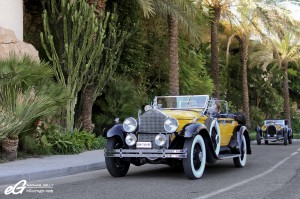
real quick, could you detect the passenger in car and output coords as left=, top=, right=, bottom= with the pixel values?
left=208, top=102, right=221, bottom=118
left=213, top=102, right=221, bottom=118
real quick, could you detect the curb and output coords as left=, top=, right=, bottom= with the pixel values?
left=0, top=162, right=106, bottom=185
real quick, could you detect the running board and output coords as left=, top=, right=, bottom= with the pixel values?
left=218, top=154, right=240, bottom=160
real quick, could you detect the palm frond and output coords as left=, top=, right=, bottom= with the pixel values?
left=0, top=56, right=53, bottom=88
left=170, top=0, right=198, bottom=17
left=152, top=0, right=200, bottom=39
left=250, top=43, right=274, bottom=70
left=0, top=56, right=68, bottom=138
left=136, top=0, right=156, bottom=18
left=226, top=33, right=239, bottom=67
left=0, top=109, right=23, bottom=141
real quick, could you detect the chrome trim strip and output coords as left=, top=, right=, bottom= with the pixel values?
left=104, top=148, right=187, bottom=159
left=264, top=138, right=283, bottom=141
left=218, top=154, right=240, bottom=159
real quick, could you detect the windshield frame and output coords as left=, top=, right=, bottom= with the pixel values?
left=264, top=120, right=285, bottom=125
left=153, top=95, right=209, bottom=110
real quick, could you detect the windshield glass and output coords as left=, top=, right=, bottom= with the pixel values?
left=155, top=95, right=209, bottom=109
left=264, top=120, right=285, bottom=125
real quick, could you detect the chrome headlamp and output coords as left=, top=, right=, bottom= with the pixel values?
left=276, top=125, right=282, bottom=130
left=123, top=117, right=137, bottom=133
left=125, top=133, right=137, bottom=146
left=155, top=134, right=167, bottom=146
left=261, top=125, right=267, bottom=131
left=164, top=117, right=178, bottom=133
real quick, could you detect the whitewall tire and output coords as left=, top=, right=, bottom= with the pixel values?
left=183, top=135, right=206, bottom=179
left=233, top=135, right=247, bottom=167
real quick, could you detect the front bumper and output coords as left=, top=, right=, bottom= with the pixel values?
left=263, top=134, right=283, bottom=141
left=104, top=148, right=187, bottom=159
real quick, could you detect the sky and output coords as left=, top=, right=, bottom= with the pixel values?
left=281, top=1, right=300, bottom=20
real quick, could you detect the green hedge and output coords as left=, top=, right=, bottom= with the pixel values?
left=21, top=124, right=106, bottom=155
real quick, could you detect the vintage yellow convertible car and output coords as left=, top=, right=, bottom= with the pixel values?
left=104, top=95, right=251, bottom=179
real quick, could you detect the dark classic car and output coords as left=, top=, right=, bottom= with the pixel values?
left=104, top=95, right=251, bottom=179
left=256, top=119, right=293, bottom=145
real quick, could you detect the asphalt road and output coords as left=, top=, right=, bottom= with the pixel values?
left=2, top=141, right=300, bottom=199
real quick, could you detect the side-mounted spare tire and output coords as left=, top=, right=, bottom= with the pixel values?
left=205, top=118, right=221, bottom=157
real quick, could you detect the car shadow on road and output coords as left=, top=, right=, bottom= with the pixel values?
left=121, top=161, right=243, bottom=180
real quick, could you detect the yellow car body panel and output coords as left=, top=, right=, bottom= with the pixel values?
left=160, top=109, right=238, bottom=147
left=160, top=109, right=207, bottom=132
left=218, top=118, right=238, bottom=146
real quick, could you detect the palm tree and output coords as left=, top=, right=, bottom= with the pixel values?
left=144, top=1, right=198, bottom=95
left=225, top=0, right=296, bottom=129
left=80, top=0, right=198, bottom=131
left=227, top=32, right=251, bottom=129
left=201, top=0, right=233, bottom=99
left=122, top=0, right=199, bottom=96
left=225, top=0, right=258, bottom=129
left=0, top=57, right=67, bottom=160
left=250, top=33, right=300, bottom=127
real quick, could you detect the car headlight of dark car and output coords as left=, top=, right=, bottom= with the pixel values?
left=125, top=133, right=137, bottom=146
left=276, top=125, right=282, bottom=131
left=164, top=117, right=179, bottom=133
left=123, top=117, right=138, bottom=133
left=155, top=134, right=167, bottom=146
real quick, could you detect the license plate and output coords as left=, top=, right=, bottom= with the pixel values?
left=136, top=142, right=152, bottom=149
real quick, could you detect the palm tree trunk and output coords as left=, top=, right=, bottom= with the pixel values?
left=1, top=137, right=19, bottom=161
left=88, top=0, right=106, bottom=11
left=283, top=61, right=291, bottom=128
left=168, top=15, right=179, bottom=95
left=210, top=7, right=221, bottom=99
left=81, top=85, right=95, bottom=131
left=240, top=36, right=251, bottom=130
left=80, top=0, right=105, bottom=132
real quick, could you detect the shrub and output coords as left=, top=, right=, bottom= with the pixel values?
left=0, top=56, right=68, bottom=141
left=21, top=124, right=105, bottom=155
left=93, top=76, right=147, bottom=134
left=291, top=110, right=300, bottom=138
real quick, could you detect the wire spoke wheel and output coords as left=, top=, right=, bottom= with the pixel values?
left=183, top=135, right=206, bottom=179
left=233, top=135, right=247, bottom=168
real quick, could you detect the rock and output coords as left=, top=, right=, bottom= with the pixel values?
left=0, top=27, right=17, bottom=44
left=0, top=27, right=39, bottom=61
left=0, top=41, right=39, bottom=62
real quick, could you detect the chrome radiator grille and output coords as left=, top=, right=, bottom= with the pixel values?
left=138, top=110, right=167, bottom=133
left=267, top=125, right=276, bottom=136
left=138, top=133, right=156, bottom=142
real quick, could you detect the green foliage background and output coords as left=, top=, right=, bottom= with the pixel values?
left=21, top=0, right=300, bottom=142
